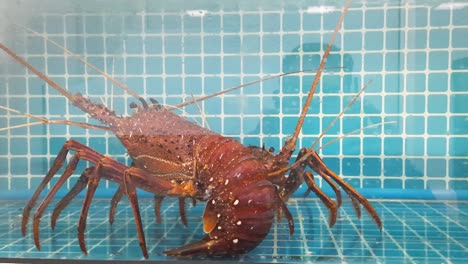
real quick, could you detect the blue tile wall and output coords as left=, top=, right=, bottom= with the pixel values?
left=0, top=2, right=467, bottom=199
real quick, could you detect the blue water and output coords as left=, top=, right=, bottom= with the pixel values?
left=0, top=0, right=467, bottom=263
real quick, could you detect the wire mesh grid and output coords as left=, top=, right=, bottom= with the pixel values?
left=0, top=198, right=466, bottom=263
left=0, top=1, right=467, bottom=198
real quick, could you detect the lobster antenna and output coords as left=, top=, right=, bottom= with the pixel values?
left=309, top=80, right=372, bottom=151
left=292, top=121, right=396, bottom=170
left=110, top=56, right=116, bottom=110
left=267, top=120, right=395, bottom=177
left=190, top=93, right=211, bottom=129
left=0, top=105, right=110, bottom=131
left=314, top=121, right=396, bottom=153
left=280, top=0, right=352, bottom=154
left=19, top=23, right=341, bottom=110
left=171, top=68, right=341, bottom=109
left=17, top=24, right=141, bottom=100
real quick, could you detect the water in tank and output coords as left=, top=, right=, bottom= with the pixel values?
left=0, top=0, right=467, bottom=263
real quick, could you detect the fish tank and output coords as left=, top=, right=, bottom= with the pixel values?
left=0, top=0, right=467, bottom=263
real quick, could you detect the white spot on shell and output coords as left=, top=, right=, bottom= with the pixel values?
left=204, top=186, right=214, bottom=200
left=212, top=200, right=216, bottom=204
left=233, top=199, right=239, bottom=206
left=214, top=236, right=218, bottom=240
left=248, top=199, right=252, bottom=204
left=217, top=214, right=221, bottom=218
left=209, top=177, right=213, bottom=182
left=217, top=226, right=222, bottom=230
left=236, top=221, right=242, bottom=225
left=233, top=239, right=239, bottom=244
left=224, top=179, right=229, bottom=185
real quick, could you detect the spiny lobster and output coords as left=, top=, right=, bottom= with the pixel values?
left=0, top=0, right=382, bottom=258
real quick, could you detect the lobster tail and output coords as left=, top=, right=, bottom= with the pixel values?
left=165, top=179, right=279, bottom=257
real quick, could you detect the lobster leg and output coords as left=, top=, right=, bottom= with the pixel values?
left=315, top=169, right=343, bottom=207
left=78, top=165, right=101, bottom=255
left=154, top=195, right=164, bottom=224
left=108, top=163, right=191, bottom=226
left=306, top=150, right=382, bottom=229
left=278, top=149, right=340, bottom=227
left=109, top=163, right=136, bottom=225
left=109, top=185, right=124, bottom=225
left=178, top=197, right=188, bottom=227
left=279, top=149, right=340, bottom=204
left=23, top=139, right=195, bottom=258
left=51, top=169, right=90, bottom=229
left=31, top=148, right=89, bottom=249
left=154, top=197, right=191, bottom=227
left=22, top=141, right=84, bottom=236
left=275, top=191, right=294, bottom=235
left=111, top=189, right=190, bottom=226
left=123, top=170, right=148, bottom=258
left=154, top=195, right=197, bottom=225
left=303, top=171, right=339, bottom=227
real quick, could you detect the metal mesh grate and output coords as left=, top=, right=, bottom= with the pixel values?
left=0, top=198, right=466, bottom=263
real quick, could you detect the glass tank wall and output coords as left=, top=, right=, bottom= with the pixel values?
left=0, top=0, right=467, bottom=263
